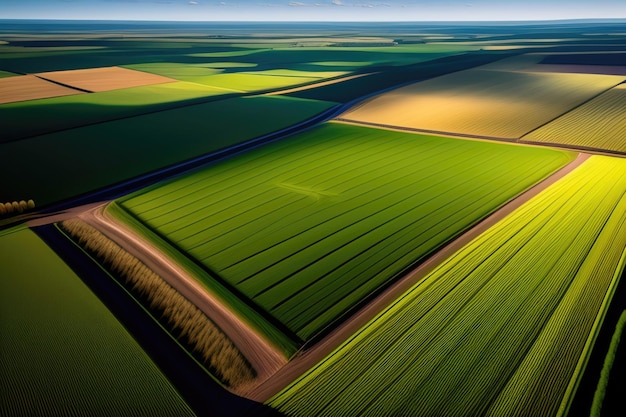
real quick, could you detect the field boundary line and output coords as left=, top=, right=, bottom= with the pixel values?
left=334, top=118, right=519, bottom=144
left=246, top=152, right=590, bottom=402
left=335, top=118, right=626, bottom=157
left=519, top=78, right=626, bottom=140
left=33, top=74, right=93, bottom=93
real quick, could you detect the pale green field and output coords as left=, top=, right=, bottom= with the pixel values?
left=198, top=71, right=345, bottom=92
left=125, top=63, right=346, bottom=92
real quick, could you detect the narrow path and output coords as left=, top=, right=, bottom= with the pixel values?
left=77, top=204, right=288, bottom=394
left=246, top=152, right=591, bottom=402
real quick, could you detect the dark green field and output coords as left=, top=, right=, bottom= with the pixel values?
left=0, top=227, right=196, bottom=416
left=0, top=95, right=333, bottom=206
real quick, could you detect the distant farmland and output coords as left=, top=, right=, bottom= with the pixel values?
left=119, top=123, right=574, bottom=344
left=339, top=67, right=624, bottom=139
left=523, top=83, right=626, bottom=153
left=0, top=74, right=83, bottom=104
left=0, top=95, right=334, bottom=206
left=35, top=66, right=177, bottom=92
left=268, top=155, right=626, bottom=417
left=1, top=80, right=228, bottom=142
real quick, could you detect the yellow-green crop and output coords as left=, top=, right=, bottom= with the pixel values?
left=268, top=155, right=626, bottom=417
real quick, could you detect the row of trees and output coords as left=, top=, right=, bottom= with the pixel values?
left=0, top=200, right=35, bottom=217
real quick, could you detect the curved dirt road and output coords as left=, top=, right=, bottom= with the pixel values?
left=78, top=205, right=288, bottom=393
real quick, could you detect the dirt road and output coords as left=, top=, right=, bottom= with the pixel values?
left=78, top=205, right=288, bottom=393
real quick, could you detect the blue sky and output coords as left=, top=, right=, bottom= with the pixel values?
left=2, top=0, right=625, bottom=21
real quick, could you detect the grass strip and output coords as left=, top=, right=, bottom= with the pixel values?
left=106, top=201, right=300, bottom=357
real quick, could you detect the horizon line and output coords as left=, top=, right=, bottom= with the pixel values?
left=2, top=17, right=626, bottom=24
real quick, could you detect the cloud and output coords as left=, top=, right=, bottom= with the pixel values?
left=188, top=0, right=198, bottom=4
left=331, top=0, right=392, bottom=7
left=287, top=1, right=323, bottom=6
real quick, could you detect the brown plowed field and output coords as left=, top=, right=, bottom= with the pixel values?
left=0, top=75, right=84, bottom=104
left=36, top=66, right=177, bottom=92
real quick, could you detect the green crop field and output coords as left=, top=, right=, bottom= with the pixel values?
left=119, top=123, right=574, bottom=343
left=123, top=63, right=347, bottom=93
left=0, top=95, right=334, bottom=206
left=268, top=155, right=626, bottom=417
left=131, top=65, right=345, bottom=90
left=340, top=68, right=625, bottom=139
left=522, top=83, right=626, bottom=154
left=1, top=81, right=229, bottom=142
left=0, top=226, right=195, bottom=416
left=195, top=70, right=347, bottom=92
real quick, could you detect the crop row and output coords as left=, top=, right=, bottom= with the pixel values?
left=120, top=123, right=574, bottom=342
left=0, top=227, right=195, bottom=416
left=268, top=155, right=626, bottom=417
left=0, top=199, right=34, bottom=217
left=591, top=309, right=626, bottom=417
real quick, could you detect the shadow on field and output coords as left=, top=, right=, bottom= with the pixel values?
left=567, top=266, right=626, bottom=417
left=35, top=224, right=284, bottom=417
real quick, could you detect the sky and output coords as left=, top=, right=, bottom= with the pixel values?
left=1, top=0, right=626, bottom=22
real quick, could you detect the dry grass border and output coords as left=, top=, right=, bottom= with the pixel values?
left=59, top=218, right=255, bottom=388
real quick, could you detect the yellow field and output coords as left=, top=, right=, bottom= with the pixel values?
left=36, top=66, right=176, bottom=92
left=523, top=83, right=626, bottom=153
left=339, top=68, right=624, bottom=139
left=0, top=75, right=84, bottom=104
